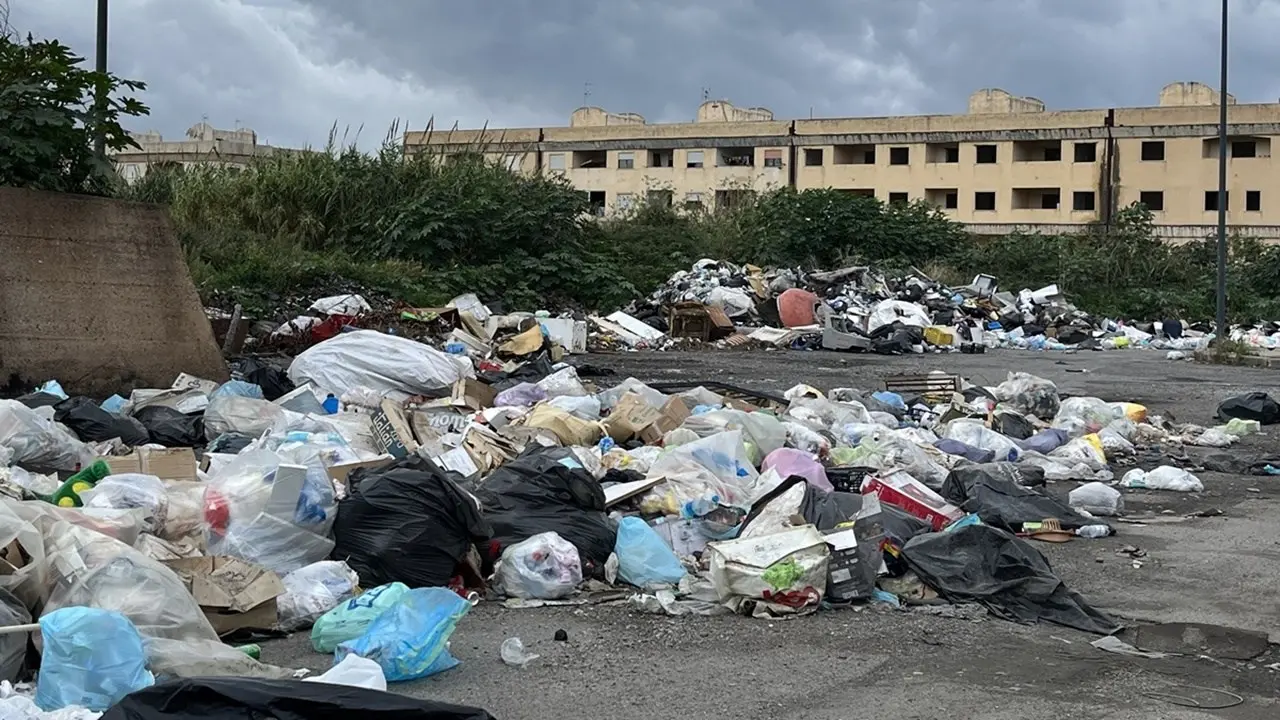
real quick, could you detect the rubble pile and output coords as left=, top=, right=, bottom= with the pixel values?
left=1, top=308, right=1277, bottom=716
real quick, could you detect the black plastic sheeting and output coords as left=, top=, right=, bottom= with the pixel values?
left=331, top=456, right=491, bottom=589
left=53, top=396, right=149, bottom=445
left=1216, top=392, right=1280, bottom=425
left=100, top=677, right=496, bottom=720
left=740, top=476, right=863, bottom=532
left=940, top=463, right=1101, bottom=533
left=132, top=406, right=205, bottom=448
left=902, top=524, right=1119, bottom=634
left=474, top=446, right=616, bottom=578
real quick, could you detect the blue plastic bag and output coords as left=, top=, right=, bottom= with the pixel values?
left=100, top=394, right=127, bottom=414
left=614, top=516, right=687, bottom=587
left=212, top=380, right=265, bottom=400
left=311, top=582, right=409, bottom=652
left=336, top=587, right=472, bottom=682
left=36, top=607, right=154, bottom=711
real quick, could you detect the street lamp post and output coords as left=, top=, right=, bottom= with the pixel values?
left=93, top=0, right=108, bottom=159
left=1215, top=0, right=1228, bottom=339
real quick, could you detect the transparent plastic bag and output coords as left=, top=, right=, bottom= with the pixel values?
left=1068, top=482, right=1124, bottom=516
left=277, top=561, right=362, bottom=632
left=337, top=587, right=473, bottom=682
left=786, top=396, right=871, bottom=433
left=942, top=420, right=1020, bottom=462
left=548, top=394, right=602, bottom=420
left=644, top=430, right=760, bottom=510
left=1053, top=397, right=1120, bottom=436
left=536, top=367, right=588, bottom=399
left=35, top=607, right=153, bottom=712
left=783, top=421, right=830, bottom=456
left=1048, top=434, right=1109, bottom=471
left=311, top=582, right=410, bottom=653
left=992, top=373, right=1061, bottom=420
left=79, top=474, right=169, bottom=534
left=760, top=448, right=832, bottom=492
left=497, top=531, right=583, bottom=600
left=597, top=378, right=668, bottom=412
left=0, top=588, right=30, bottom=683
left=0, top=400, right=91, bottom=471
left=494, top=383, right=547, bottom=408
left=208, top=511, right=335, bottom=576
left=614, top=517, right=687, bottom=588
left=203, top=395, right=290, bottom=440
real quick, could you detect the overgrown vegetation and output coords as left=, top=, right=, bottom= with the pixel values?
left=119, top=134, right=1280, bottom=322
left=0, top=27, right=148, bottom=194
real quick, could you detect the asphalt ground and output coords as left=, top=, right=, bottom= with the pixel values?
left=263, top=349, right=1280, bottom=720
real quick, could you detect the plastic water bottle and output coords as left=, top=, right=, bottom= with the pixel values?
left=322, top=394, right=339, bottom=414
left=1076, top=524, right=1110, bottom=539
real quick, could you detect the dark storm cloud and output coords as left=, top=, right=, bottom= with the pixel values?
left=10, top=0, right=1280, bottom=148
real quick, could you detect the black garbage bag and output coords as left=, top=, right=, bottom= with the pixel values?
left=132, top=406, right=205, bottom=447
left=902, top=524, right=1119, bottom=634
left=100, top=677, right=496, bottom=720
left=53, top=396, right=149, bottom=445
left=992, top=410, right=1035, bottom=440
left=331, top=456, right=491, bottom=588
left=940, top=463, right=1100, bottom=532
left=479, top=353, right=556, bottom=393
left=238, top=357, right=296, bottom=401
left=740, top=476, right=862, bottom=533
left=474, top=445, right=616, bottom=578
left=1216, top=392, right=1280, bottom=425
left=207, top=433, right=255, bottom=454
left=13, top=391, right=61, bottom=409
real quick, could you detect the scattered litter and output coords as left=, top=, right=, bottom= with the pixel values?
left=499, top=638, right=539, bottom=668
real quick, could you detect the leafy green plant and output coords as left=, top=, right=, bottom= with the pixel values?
left=0, top=31, right=148, bottom=194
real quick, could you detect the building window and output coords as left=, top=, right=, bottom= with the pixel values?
left=804, top=148, right=824, bottom=166
left=650, top=149, right=674, bottom=167
left=763, top=149, right=784, bottom=168
left=548, top=153, right=566, bottom=171
left=1233, top=141, right=1257, bottom=158
left=945, top=192, right=958, bottom=209
left=975, top=191, right=996, bottom=211
left=975, top=145, right=997, bottom=164
left=1139, top=191, right=1164, bottom=212
left=1072, top=191, right=1096, bottom=211
left=888, top=192, right=908, bottom=204
left=1074, top=143, right=1097, bottom=162
left=1040, top=192, right=1060, bottom=210
left=833, top=145, right=876, bottom=165
left=615, top=193, right=635, bottom=211
left=586, top=190, right=606, bottom=215
left=502, top=154, right=521, bottom=171
left=889, top=147, right=910, bottom=165
left=1043, top=145, right=1062, bottom=161
left=684, top=192, right=703, bottom=209
left=1141, top=141, right=1165, bottom=161
left=718, top=147, right=754, bottom=166
left=647, top=190, right=673, bottom=208
left=944, top=146, right=959, bottom=163
left=686, top=150, right=704, bottom=168
left=1247, top=190, right=1261, bottom=212
left=617, top=151, right=635, bottom=170
left=1205, top=190, right=1228, bottom=211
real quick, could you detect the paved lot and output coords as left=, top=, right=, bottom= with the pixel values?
left=264, top=349, right=1280, bottom=719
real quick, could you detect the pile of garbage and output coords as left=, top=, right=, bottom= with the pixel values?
left=613, top=259, right=1216, bottom=354
left=2, top=315, right=1277, bottom=716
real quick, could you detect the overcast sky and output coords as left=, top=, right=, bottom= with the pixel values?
left=10, top=0, right=1280, bottom=149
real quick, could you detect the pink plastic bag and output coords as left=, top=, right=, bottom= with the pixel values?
left=761, top=448, right=832, bottom=492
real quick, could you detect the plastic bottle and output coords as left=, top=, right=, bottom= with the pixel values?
left=322, top=394, right=339, bottom=414
left=1076, top=525, right=1111, bottom=539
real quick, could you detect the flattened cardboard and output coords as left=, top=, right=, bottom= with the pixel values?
left=164, top=556, right=283, bottom=636
left=450, top=378, right=496, bottom=412
left=603, top=392, right=662, bottom=442
left=371, top=398, right=418, bottom=458
left=103, top=447, right=198, bottom=482
left=326, top=456, right=393, bottom=486
left=638, top=397, right=692, bottom=444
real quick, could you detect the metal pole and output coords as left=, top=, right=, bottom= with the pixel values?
left=93, top=0, right=108, bottom=159
left=1215, top=0, right=1229, bottom=338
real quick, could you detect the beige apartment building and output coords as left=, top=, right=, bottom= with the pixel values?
left=405, top=82, right=1280, bottom=240
left=111, top=122, right=286, bottom=181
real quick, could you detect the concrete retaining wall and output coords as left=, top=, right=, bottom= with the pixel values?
left=0, top=187, right=228, bottom=397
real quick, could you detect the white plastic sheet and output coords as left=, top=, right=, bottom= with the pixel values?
left=707, top=525, right=829, bottom=614
left=1121, top=466, right=1203, bottom=492
left=868, top=299, right=931, bottom=332
left=288, top=330, right=474, bottom=397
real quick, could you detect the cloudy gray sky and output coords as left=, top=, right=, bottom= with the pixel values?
left=10, top=0, right=1280, bottom=149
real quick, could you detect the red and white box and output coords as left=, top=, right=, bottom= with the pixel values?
left=861, top=469, right=963, bottom=531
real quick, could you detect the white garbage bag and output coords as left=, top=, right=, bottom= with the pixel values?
left=707, top=525, right=829, bottom=614
left=496, top=532, right=582, bottom=600
left=706, top=287, right=754, bottom=318
left=288, top=330, right=474, bottom=397
left=0, top=401, right=91, bottom=471
left=1120, top=466, right=1203, bottom=492
left=868, top=300, right=931, bottom=332
left=1068, top=482, right=1124, bottom=516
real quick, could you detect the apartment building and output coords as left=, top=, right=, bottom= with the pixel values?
left=404, top=82, right=1280, bottom=240
left=111, top=122, right=287, bottom=182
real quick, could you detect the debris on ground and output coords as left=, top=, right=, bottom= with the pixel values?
left=2, top=275, right=1273, bottom=716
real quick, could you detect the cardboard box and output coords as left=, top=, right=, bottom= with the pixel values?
left=638, top=397, right=693, bottom=444
left=103, top=447, right=198, bottom=482
left=861, top=470, right=963, bottom=531
left=524, top=404, right=601, bottom=446
left=164, top=557, right=283, bottom=636
left=450, top=378, right=496, bottom=412
left=603, top=392, right=663, bottom=442
left=326, top=456, right=393, bottom=486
